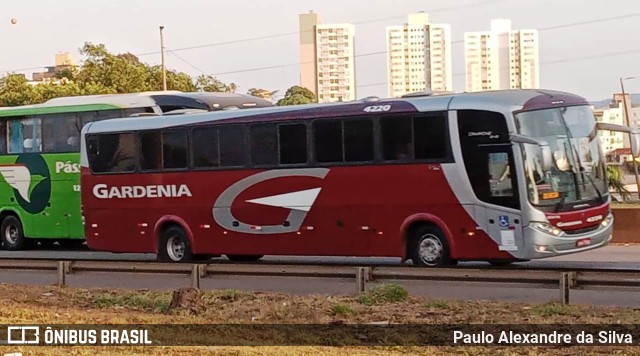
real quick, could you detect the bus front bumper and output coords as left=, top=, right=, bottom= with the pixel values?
left=520, top=215, right=614, bottom=260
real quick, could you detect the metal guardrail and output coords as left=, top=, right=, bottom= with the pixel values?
left=1, top=259, right=638, bottom=305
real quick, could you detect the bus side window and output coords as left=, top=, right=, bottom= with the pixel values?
left=87, top=137, right=99, bottom=158
left=381, top=116, right=413, bottom=160
left=414, top=115, right=448, bottom=160
left=192, top=127, right=220, bottom=168
left=89, top=133, right=136, bottom=174
left=279, top=124, right=307, bottom=164
left=139, top=131, right=163, bottom=171
left=250, top=124, right=278, bottom=166
left=162, top=130, right=188, bottom=169
left=219, top=126, right=246, bottom=167
left=344, top=118, right=374, bottom=162
left=313, top=120, right=343, bottom=163
left=0, top=122, right=7, bottom=154
left=8, top=118, right=42, bottom=153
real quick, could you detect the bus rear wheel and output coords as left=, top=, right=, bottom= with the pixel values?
left=158, top=226, right=194, bottom=263
left=1, top=215, right=28, bottom=251
left=226, top=255, right=264, bottom=262
left=409, top=225, right=454, bottom=267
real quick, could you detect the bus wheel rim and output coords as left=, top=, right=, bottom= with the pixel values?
left=419, top=234, right=443, bottom=265
left=166, top=236, right=185, bottom=261
left=4, top=224, right=18, bottom=245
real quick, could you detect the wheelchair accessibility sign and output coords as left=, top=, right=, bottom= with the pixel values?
left=498, top=215, right=509, bottom=228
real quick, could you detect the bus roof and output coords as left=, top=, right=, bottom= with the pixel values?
left=0, top=92, right=165, bottom=118
left=149, top=92, right=273, bottom=111
left=0, top=91, right=274, bottom=118
left=83, top=89, right=587, bottom=135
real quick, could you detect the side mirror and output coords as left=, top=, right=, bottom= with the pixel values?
left=510, top=134, right=553, bottom=171
left=596, top=122, right=640, bottom=157
left=540, top=145, right=553, bottom=172
left=631, top=129, right=640, bottom=158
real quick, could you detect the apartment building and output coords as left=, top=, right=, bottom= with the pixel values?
left=464, top=19, right=539, bottom=92
left=299, top=12, right=356, bottom=103
left=314, top=24, right=356, bottom=103
left=31, top=52, right=76, bottom=83
left=299, top=11, right=321, bottom=97
left=595, top=93, right=640, bottom=154
left=386, top=12, right=452, bottom=98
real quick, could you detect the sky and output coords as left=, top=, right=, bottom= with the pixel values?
left=1, top=0, right=640, bottom=101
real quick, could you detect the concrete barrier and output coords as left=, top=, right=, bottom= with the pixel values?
left=612, top=207, right=640, bottom=243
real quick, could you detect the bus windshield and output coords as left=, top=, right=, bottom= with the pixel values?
left=515, top=105, right=608, bottom=211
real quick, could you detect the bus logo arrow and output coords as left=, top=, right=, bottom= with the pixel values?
left=245, top=188, right=321, bottom=212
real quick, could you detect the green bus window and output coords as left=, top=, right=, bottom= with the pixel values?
left=8, top=118, right=42, bottom=153
left=42, top=115, right=79, bottom=153
left=0, top=122, right=7, bottom=154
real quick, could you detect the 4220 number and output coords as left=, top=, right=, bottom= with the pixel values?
left=363, top=105, right=391, bottom=112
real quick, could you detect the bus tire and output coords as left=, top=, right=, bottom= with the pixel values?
left=158, top=226, right=194, bottom=263
left=1, top=215, right=28, bottom=251
left=409, top=225, right=453, bottom=267
left=226, top=254, right=264, bottom=262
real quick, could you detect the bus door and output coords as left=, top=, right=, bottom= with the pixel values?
left=457, top=110, right=523, bottom=254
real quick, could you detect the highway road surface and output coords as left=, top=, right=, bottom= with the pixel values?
left=0, top=245, right=637, bottom=307
left=0, top=245, right=637, bottom=269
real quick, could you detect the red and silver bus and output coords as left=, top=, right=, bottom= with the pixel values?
left=79, top=90, right=639, bottom=266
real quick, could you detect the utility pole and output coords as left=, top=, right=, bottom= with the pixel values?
left=160, top=26, right=167, bottom=91
left=620, top=77, right=640, bottom=200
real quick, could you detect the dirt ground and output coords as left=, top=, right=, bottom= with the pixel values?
left=0, top=283, right=638, bottom=355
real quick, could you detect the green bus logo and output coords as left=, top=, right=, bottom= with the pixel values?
left=0, top=154, right=52, bottom=214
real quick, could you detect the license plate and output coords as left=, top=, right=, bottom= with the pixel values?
left=576, top=238, right=591, bottom=247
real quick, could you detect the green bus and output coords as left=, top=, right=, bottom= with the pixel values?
left=0, top=91, right=273, bottom=250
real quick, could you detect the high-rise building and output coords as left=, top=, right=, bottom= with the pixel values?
left=464, top=19, right=539, bottom=92
left=315, top=24, right=356, bottom=103
left=298, top=12, right=356, bottom=103
left=386, top=12, right=452, bottom=98
left=299, top=10, right=320, bottom=97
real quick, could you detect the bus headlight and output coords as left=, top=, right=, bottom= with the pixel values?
left=531, top=222, right=563, bottom=236
left=601, top=214, right=613, bottom=227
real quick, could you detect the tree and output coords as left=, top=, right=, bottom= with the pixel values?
left=146, top=66, right=197, bottom=92
left=0, top=42, right=239, bottom=106
left=276, top=86, right=316, bottom=106
left=75, top=42, right=151, bottom=94
left=195, top=74, right=236, bottom=93
left=247, top=88, right=278, bottom=100
left=0, top=74, right=38, bottom=106
left=607, top=165, right=630, bottom=201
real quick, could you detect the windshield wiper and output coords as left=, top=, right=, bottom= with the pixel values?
left=582, top=168, right=605, bottom=204
left=555, top=194, right=566, bottom=212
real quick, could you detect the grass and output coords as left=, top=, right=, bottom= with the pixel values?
left=330, top=303, right=357, bottom=316
left=358, top=284, right=409, bottom=306
left=530, top=303, right=581, bottom=317
left=424, top=299, right=451, bottom=310
left=91, top=291, right=171, bottom=312
left=0, top=284, right=640, bottom=354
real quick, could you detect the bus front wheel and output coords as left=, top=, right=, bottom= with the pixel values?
left=1, top=215, right=28, bottom=251
left=158, top=226, right=194, bottom=263
left=409, top=225, right=455, bottom=267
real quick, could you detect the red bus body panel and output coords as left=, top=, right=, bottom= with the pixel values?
left=81, top=165, right=513, bottom=260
